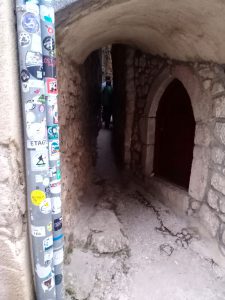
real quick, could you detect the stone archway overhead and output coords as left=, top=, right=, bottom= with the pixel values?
left=56, top=0, right=225, bottom=64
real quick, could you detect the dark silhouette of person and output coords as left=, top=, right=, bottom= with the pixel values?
left=102, top=76, right=113, bottom=129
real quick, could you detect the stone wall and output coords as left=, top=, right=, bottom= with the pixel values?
left=57, top=49, right=101, bottom=251
left=120, top=45, right=225, bottom=256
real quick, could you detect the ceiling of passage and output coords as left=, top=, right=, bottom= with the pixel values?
left=56, top=0, right=225, bottom=64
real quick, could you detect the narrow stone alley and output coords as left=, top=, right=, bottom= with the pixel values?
left=64, top=129, right=225, bottom=300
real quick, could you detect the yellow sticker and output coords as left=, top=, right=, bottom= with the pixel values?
left=47, top=222, right=52, bottom=232
left=31, top=190, right=46, bottom=206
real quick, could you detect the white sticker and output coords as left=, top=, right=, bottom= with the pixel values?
left=47, top=95, right=57, bottom=106
left=52, top=197, right=61, bottom=215
left=49, top=140, right=60, bottom=161
left=22, top=82, right=29, bottom=93
left=35, top=174, right=43, bottom=183
left=43, top=236, right=53, bottom=251
left=53, top=248, right=64, bottom=266
left=36, top=263, right=51, bottom=279
left=31, top=34, right=42, bottom=53
left=26, top=2, right=39, bottom=15
left=40, top=198, right=51, bottom=214
left=43, top=177, right=50, bottom=187
left=31, top=150, right=49, bottom=171
left=50, top=180, right=61, bottom=194
left=31, top=225, right=46, bottom=237
left=27, top=121, right=46, bottom=140
left=44, top=249, right=53, bottom=265
left=41, top=275, right=55, bottom=293
left=29, top=80, right=44, bottom=89
left=26, top=111, right=36, bottom=123
left=27, top=139, right=47, bottom=149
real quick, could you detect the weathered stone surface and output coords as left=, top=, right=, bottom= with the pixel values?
left=211, top=147, right=225, bottom=165
left=189, top=147, right=209, bottom=201
left=191, top=200, right=201, bottom=211
left=213, top=95, right=225, bottom=118
left=203, top=80, right=211, bottom=90
left=219, top=195, right=225, bottom=214
left=199, top=204, right=220, bottom=237
left=212, top=82, right=225, bottom=96
left=88, top=209, right=129, bottom=253
left=207, top=189, right=219, bottom=211
left=211, top=172, right=225, bottom=196
left=194, top=123, right=211, bottom=146
left=214, top=122, right=225, bottom=145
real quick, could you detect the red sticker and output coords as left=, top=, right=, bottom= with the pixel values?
left=46, top=78, right=58, bottom=95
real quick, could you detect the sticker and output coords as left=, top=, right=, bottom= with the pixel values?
left=53, top=111, right=58, bottom=124
left=43, top=56, right=56, bottom=78
left=52, top=197, right=61, bottom=215
left=29, top=80, right=44, bottom=89
left=30, top=34, right=42, bottom=53
left=26, top=121, right=46, bottom=140
left=27, top=139, right=47, bottom=149
left=22, top=12, right=39, bottom=34
left=47, top=95, right=57, bottom=105
left=22, top=82, right=29, bottom=93
left=36, top=263, right=51, bottom=279
left=49, top=141, right=60, bottom=160
left=47, top=221, right=52, bottom=232
left=26, top=111, right=36, bottom=123
left=49, top=166, right=57, bottom=177
left=54, top=217, right=62, bottom=231
left=43, top=236, right=53, bottom=251
left=34, top=88, right=41, bottom=94
left=53, top=248, right=64, bottom=266
left=34, top=94, right=45, bottom=104
left=25, top=2, right=39, bottom=14
left=44, top=249, right=53, bottom=265
left=19, top=32, right=31, bottom=47
left=40, top=198, right=51, bottom=214
left=31, top=225, right=46, bottom=237
left=53, top=234, right=63, bottom=242
left=31, top=190, right=46, bottom=206
left=48, top=126, right=59, bottom=140
left=41, top=275, right=55, bottom=293
left=40, top=5, right=55, bottom=24
left=56, top=169, right=61, bottom=180
left=26, top=51, right=43, bottom=80
left=45, top=24, right=54, bottom=35
left=46, top=78, right=58, bottom=95
left=55, top=274, right=63, bottom=285
left=57, top=160, right=60, bottom=167
left=43, top=177, right=50, bottom=187
left=50, top=180, right=61, bottom=194
left=35, top=174, right=43, bottom=183
left=21, top=69, right=30, bottom=82
left=25, top=99, right=36, bottom=111
left=43, top=36, right=55, bottom=51
left=31, top=150, right=48, bottom=171
left=39, top=104, right=45, bottom=112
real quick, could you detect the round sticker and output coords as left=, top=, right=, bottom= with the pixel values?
left=19, top=32, right=31, bottom=47
left=31, top=190, right=46, bottom=206
left=26, top=111, right=36, bottom=123
left=22, top=12, right=40, bottom=34
left=21, top=69, right=30, bottom=82
left=43, top=36, right=55, bottom=51
left=27, top=122, right=46, bottom=139
left=22, top=82, right=29, bottom=93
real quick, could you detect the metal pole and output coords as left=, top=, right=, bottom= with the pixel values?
left=39, top=1, right=64, bottom=298
left=16, top=0, right=57, bottom=299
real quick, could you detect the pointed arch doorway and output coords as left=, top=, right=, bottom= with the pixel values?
left=153, top=79, right=196, bottom=189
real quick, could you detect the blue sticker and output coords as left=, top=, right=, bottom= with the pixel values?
left=55, top=274, right=63, bottom=285
left=48, top=126, right=59, bottom=140
left=22, top=12, right=39, bottom=34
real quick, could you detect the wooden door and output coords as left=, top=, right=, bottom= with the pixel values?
left=153, top=79, right=195, bottom=189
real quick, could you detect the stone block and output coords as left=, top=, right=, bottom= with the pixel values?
left=139, top=117, right=155, bottom=145
left=207, top=189, right=219, bottom=211
left=199, top=204, right=219, bottom=237
left=194, top=123, right=211, bottom=146
left=214, top=122, right=225, bottom=145
left=211, top=172, right=225, bottom=196
left=189, top=147, right=209, bottom=201
left=213, top=95, right=225, bottom=118
left=212, top=82, right=225, bottom=96
left=211, top=147, right=225, bottom=165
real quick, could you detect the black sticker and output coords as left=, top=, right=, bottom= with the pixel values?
left=43, top=55, right=56, bottom=78
left=54, top=217, right=62, bottom=231
left=21, top=69, right=30, bottom=82
left=43, top=36, right=55, bottom=51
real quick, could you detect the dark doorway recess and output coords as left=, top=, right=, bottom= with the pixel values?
left=153, top=79, right=196, bottom=189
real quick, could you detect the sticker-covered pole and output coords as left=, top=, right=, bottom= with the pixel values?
left=16, top=0, right=56, bottom=299
left=39, top=1, right=64, bottom=299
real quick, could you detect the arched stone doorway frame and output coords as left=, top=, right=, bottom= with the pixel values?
left=142, top=64, right=212, bottom=213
